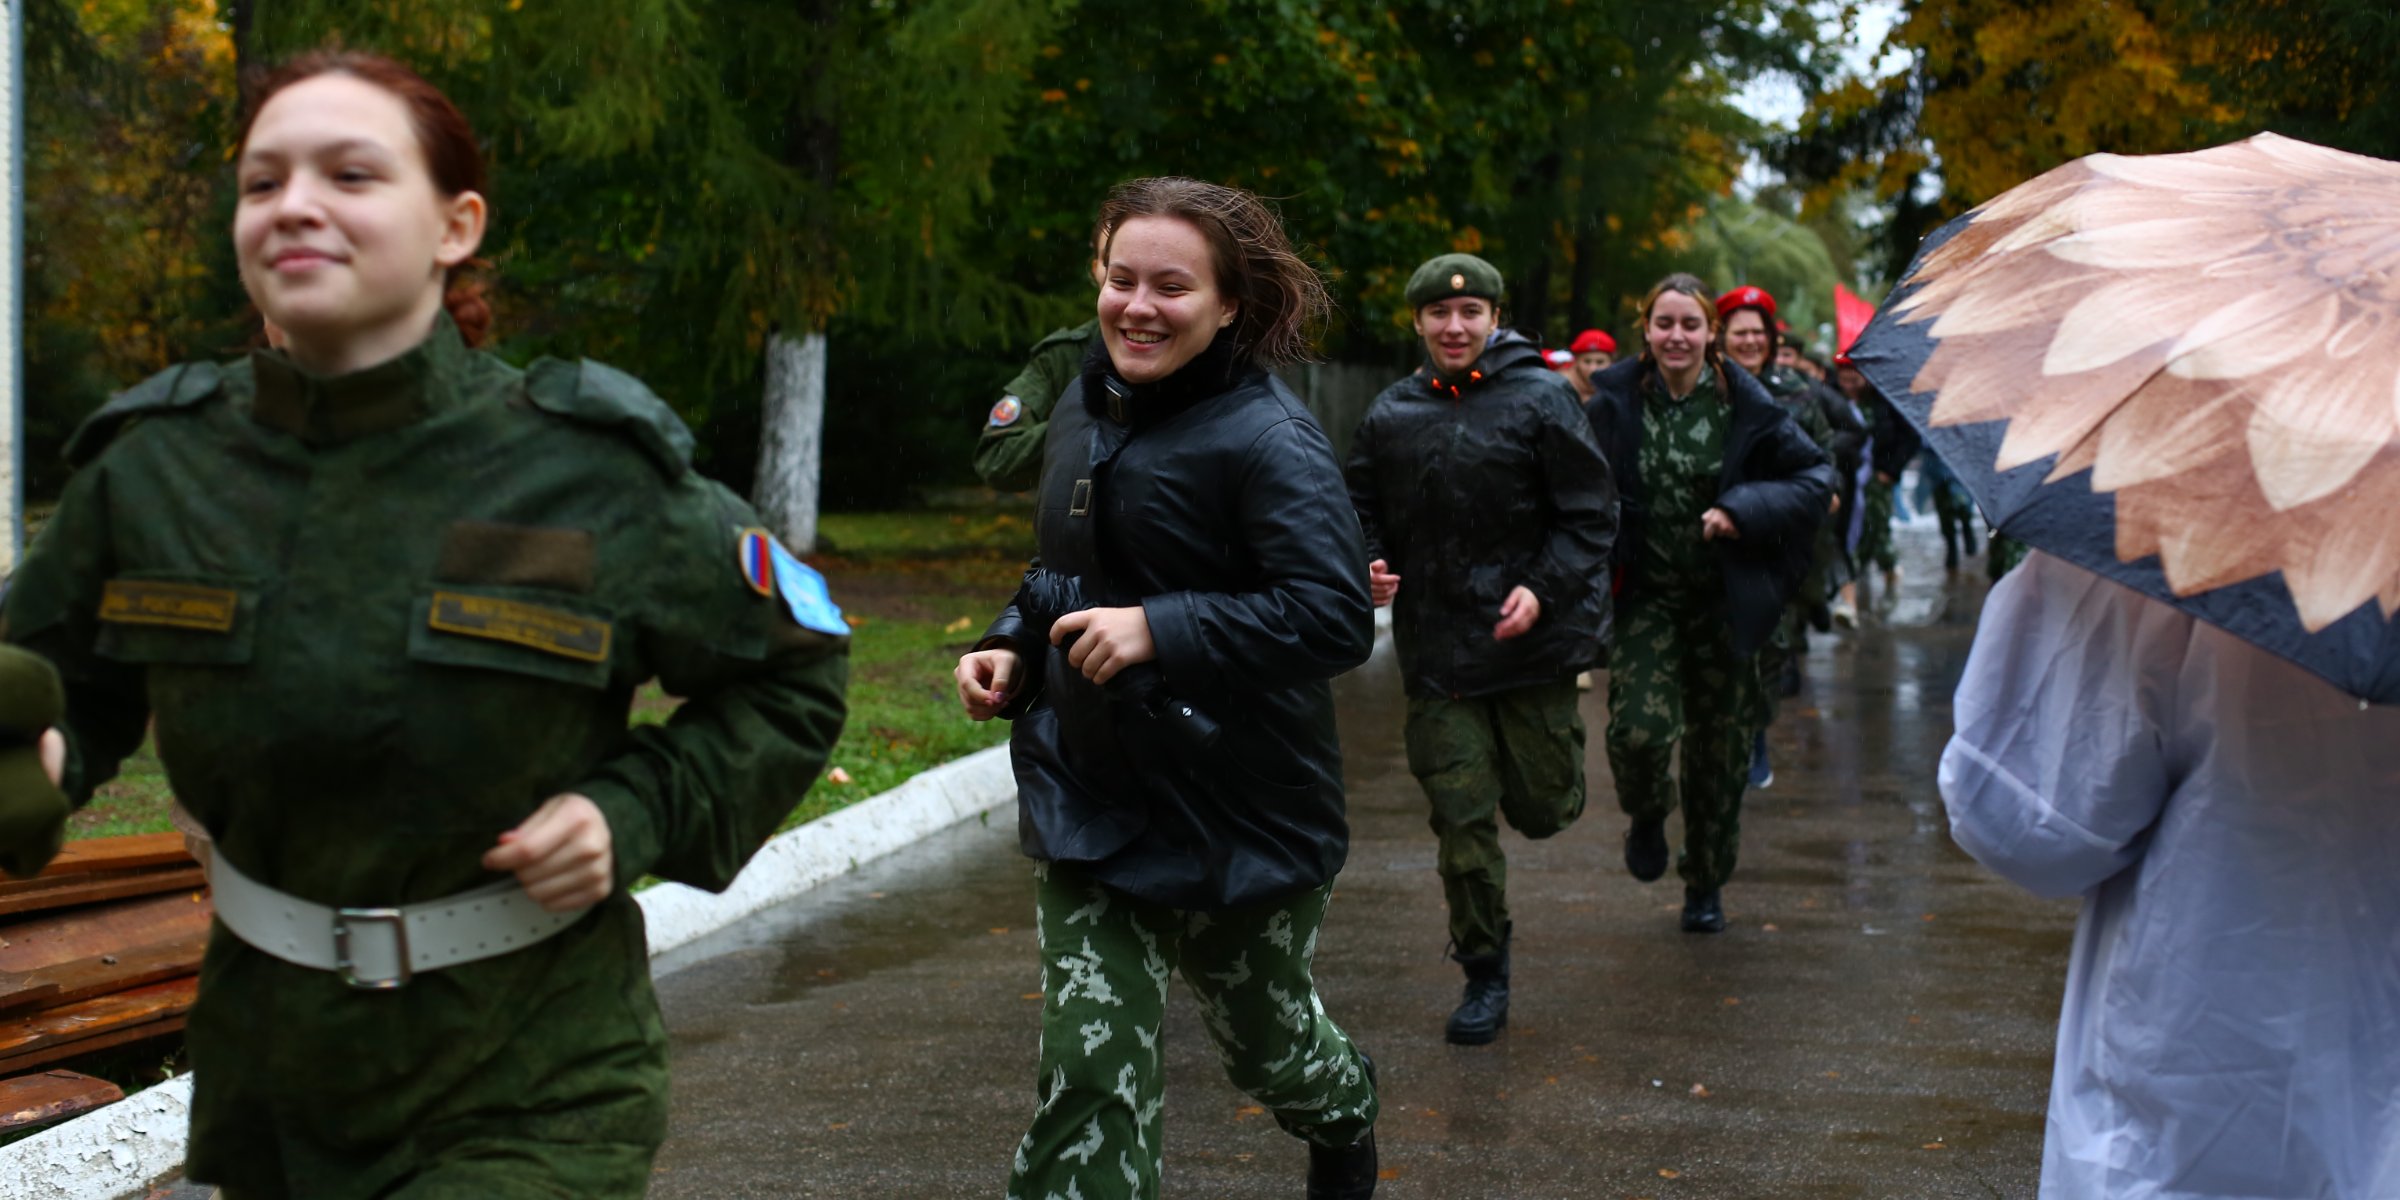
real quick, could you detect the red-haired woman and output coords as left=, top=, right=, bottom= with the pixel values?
left=1585, top=274, right=1836, bottom=933
left=956, top=177, right=1381, bottom=1199
left=0, top=52, right=848, bottom=1197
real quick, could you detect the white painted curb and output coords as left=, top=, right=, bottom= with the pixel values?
left=0, top=744, right=1019, bottom=1200
left=0, top=1076, right=192, bottom=1200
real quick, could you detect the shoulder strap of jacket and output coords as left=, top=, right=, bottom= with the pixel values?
left=64, top=362, right=227, bottom=467
left=522, top=357, right=696, bottom=479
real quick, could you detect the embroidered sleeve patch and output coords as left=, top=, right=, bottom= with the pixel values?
left=428, top=592, right=612, bottom=662
left=767, top=541, right=849, bottom=636
left=988, top=396, right=1024, bottom=428
left=100, top=581, right=239, bottom=632
left=736, top=528, right=776, bottom=596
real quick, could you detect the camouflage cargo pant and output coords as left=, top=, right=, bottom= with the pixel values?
left=1860, top=478, right=1899, bottom=573
left=1605, top=595, right=1761, bottom=892
left=1009, top=863, right=1377, bottom=1200
left=1403, top=680, right=1587, bottom=957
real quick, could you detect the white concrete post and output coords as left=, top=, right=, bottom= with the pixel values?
left=0, top=0, right=21, bottom=576
left=755, top=329, right=827, bottom=554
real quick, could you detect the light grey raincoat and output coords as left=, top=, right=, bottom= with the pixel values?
left=1942, top=551, right=2399, bottom=1200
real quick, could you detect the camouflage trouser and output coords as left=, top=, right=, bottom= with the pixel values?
left=1403, top=680, right=1587, bottom=957
left=1605, top=595, right=1761, bottom=892
left=1860, top=479, right=1899, bottom=573
left=1009, top=863, right=1377, bottom=1200
left=1748, top=611, right=1801, bottom=734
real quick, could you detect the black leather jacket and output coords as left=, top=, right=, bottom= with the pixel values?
left=1586, top=358, right=1836, bottom=658
left=1345, top=333, right=1618, bottom=699
left=978, top=341, right=1374, bottom=910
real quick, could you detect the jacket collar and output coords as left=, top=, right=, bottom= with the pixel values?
left=1079, top=334, right=1250, bottom=429
left=1418, top=330, right=1543, bottom=398
left=249, top=312, right=474, bottom=445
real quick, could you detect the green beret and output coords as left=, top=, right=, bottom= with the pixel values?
left=1406, top=253, right=1504, bottom=310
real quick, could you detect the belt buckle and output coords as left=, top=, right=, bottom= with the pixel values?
left=333, top=907, right=412, bottom=990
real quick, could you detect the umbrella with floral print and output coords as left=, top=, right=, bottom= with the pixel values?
left=1851, top=132, right=2400, bottom=704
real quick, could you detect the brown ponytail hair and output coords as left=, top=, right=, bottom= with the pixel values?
left=1096, top=177, right=1331, bottom=368
left=240, top=51, right=493, bottom=346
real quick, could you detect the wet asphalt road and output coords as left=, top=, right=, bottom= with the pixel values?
left=644, top=520, right=2077, bottom=1200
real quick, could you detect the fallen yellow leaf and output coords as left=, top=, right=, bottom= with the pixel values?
left=1658, top=1167, right=1682, bottom=1178
left=1689, top=1083, right=1711, bottom=1097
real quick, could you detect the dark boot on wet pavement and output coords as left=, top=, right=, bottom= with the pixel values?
left=1446, top=929, right=1510, bottom=1045
left=1308, top=1054, right=1378, bottom=1198
left=1749, top=730, right=1775, bottom=789
left=1624, top=817, right=1668, bottom=882
left=1682, top=887, right=1727, bottom=933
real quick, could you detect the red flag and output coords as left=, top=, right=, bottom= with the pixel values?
left=1835, top=284, right=1877, bottom=355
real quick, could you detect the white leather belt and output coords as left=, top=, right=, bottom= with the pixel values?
left=208, top=850, right=590, bottom=990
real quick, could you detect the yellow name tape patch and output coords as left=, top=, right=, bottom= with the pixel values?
left=100, top=581, right=239, bottom=633
left=428, top=592, right=612, bottom=663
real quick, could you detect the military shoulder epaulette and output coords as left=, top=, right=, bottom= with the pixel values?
left=521, top=357, right=696, bottom=480
left=64, top=362, right=228, bottom=467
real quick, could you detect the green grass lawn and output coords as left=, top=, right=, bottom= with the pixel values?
left=65, top=507, right=1033, bottom=843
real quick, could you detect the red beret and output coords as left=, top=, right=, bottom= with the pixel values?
left=1543, top=348, right=1576, bottom=370
left=1834, top=353, right=1855, bottom=368
left=1715, top=285, right=1778, bottom=320
left=1568, top=329, right=1616, bottom=355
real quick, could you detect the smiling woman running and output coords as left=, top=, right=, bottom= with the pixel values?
left=0, top=52, right=847, bottom=1198
left=955, top=177, right=1380, bottom=1200
left=1584, top=273, right=1834, bottom=935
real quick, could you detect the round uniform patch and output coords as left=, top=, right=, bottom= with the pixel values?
left=736, top=528, right=775, bottom=597
left=988, top=396, right=1024, bottom=428
left=1450, top=273, right=1465, bottom=289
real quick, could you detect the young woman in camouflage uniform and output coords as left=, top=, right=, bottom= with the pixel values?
left=955, top=178, right=1380, bottom=1200
left=1, top=54, right=849, bottom=1197
left=1585, top=275, right=1835, bottom=933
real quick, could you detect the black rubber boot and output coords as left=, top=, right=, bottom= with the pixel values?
left=1445, top=927, right=1511, bottom=1045
left=1681, top=887, right=1727, bottom=933
left=1307, top=1053, right=1378, bottom=1199
left=1624, top=817, right=1668, bottom=883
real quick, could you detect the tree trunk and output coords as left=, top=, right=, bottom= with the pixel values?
left=755, top=330, right=828, bottom=554
left=1566, top=229, right=1600, bottom=334
left=1512, top=253, right=1553, bottom=343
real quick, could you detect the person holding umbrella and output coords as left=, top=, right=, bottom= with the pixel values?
left=1586, top=273, right=1835, bottom=932
left=1855, top=131, right=2400, bottom=1197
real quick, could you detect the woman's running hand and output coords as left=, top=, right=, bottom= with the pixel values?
left=1494, top=586, right=1542, bottom=640
left=1368, top=558, right=1402, bottom=607
left=485, top=793, right=613, bottom=912
left=38, top=730, right=64, bottom=787
left=956, top=649, right=1021, bottom=720
left=1702, top=507, right=1742, bottom=541
left=1052, top=607, right=1155, bottom=685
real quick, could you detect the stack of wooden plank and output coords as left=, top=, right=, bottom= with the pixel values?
left=0, top=834, right=208, bottom=1133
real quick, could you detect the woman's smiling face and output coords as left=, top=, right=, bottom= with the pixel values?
left=234, top=73, right=484, bottom=371
left=1097, top=216, right=1236, bottom=385
left=1647, top=290, right=1714, bottom=375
